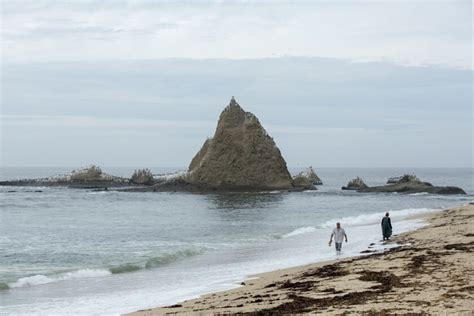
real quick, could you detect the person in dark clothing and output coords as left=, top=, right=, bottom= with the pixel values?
left=381, top=212, right=392, bottom=241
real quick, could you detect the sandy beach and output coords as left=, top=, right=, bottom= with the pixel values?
left=128, top=203, right=474, bottom=315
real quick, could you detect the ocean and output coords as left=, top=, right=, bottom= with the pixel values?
left=0, top=167, right=472, bottom=315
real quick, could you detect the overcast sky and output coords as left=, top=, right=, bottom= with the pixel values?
left=1, top=0, right=472, bottom=168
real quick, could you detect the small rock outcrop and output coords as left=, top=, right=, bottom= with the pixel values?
left=292, top=166, right=322, bottom=189
left=0, top=165, right=130, bottom=188
left=131, top=169, right=155, bottom=185
left=70, top=165, right=103, bottom=181
left=342, top=177, right=368, bottom=190
left=344, top=174, right=466, bottom=195
left=186, top=97, right=294, bottom=190
left=387, top=174, right=421, bottom=184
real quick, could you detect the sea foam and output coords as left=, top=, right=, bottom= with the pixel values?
left=320, top=207, right=439, bottom=228
left=9, top=248, right=206, bottom=288
left=9, top=269, right=112, bottom=288
left=282, top=226, right=317, bottom=238
left=280, top=207, right=438, bottom=238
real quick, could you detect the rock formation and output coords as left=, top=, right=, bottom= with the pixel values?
left=186, top=97, right=294, bottom=190
left=131, top=169, right=155, bottom=185
left=306, top=166, right=323, bottom=185
left=343, top=174, right=466, bottom=195
left=342, top=177, right=368, bottom=190
left=292, top=166, right=322, bottom=189
left=0, top=165, right=130, bottom=189
left=387, top=174, right=420, bottom=184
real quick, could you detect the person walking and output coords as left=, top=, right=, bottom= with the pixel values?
left=328, top=222, right=348, bottom=252
left=381, top=212, right=392, bottom=241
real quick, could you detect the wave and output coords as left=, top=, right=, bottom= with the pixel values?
left=319, top=207, right=439, bottom=229
left=110, top=249, right=204, bottom=273
left=9, top=269, right=112, bottom=288
left=109, top=264, right=141, bottom=274
left=8, top=248, right=205, bottom=288
left=145, top=249, right=203, bottom=268
left=409, top=192, right=430, bottom=196
left=282, top=226, right=317, bottom=238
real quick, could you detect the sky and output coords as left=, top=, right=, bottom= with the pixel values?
left=1, top=0, right=472, bottom=168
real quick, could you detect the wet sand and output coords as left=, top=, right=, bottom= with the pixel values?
left=128, top=204, right=474, bottom=315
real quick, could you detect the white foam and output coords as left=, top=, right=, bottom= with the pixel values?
left=154, top=170, right=187, bottom=181
left=409, top=192, right=430, bottom=196
left=282, top=226, right=317, bottom=238
left=9, top=269, right=112, bottom=288
left=320, top=207, right=439, bottom=228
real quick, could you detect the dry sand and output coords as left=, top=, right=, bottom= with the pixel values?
left=127, top=204, right=474, bottom=315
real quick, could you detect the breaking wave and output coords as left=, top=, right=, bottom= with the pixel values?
left=319, top=207, right=439, bottom=229
left=8, top=248, right=205, bottom=288
left=109, top=264, right=141, bottom=274
left=111, top=249, right=204, bottom=273
left=0, top=282, right=9, bottom=291
left=144, top=249, right=202, bottom=268
left=9, top=269, right=112, bottom=288
left=278, top=208, right=438, bottom=239
left=282, top=226, right=317, bottom=238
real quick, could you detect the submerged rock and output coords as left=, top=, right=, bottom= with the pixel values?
left=185, top=97, right=294, bottom=191
left=342, top=177, right=368, bottom=190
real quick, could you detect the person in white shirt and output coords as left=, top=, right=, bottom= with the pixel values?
left=328, top=222, right=348, bottom=252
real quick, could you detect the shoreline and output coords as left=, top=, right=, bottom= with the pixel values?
left=127, top=203, right=474, bottom=315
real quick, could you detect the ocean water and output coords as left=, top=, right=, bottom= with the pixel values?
left=0, top=167, right=472, bottom=315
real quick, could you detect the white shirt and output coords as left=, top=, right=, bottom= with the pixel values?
left=332, top=227, right=346, bottom=243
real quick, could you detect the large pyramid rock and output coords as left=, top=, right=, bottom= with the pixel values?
left=187, top=97, right=293, bottom=190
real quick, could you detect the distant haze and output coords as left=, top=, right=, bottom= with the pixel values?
left=1, top=1, right=472, bottom=168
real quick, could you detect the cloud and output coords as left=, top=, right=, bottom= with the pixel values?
left=1, top=56, right=471, bottom=167
left=0, top=115, right=375, bottom=137
left=0, top=115, right=215, bottom=129
left=1, top=0, right=471, bottom=68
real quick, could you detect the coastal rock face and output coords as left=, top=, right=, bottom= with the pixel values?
left=186, top=97, right=293, bottom=190
left=342, top=177, right=368, bottom=190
